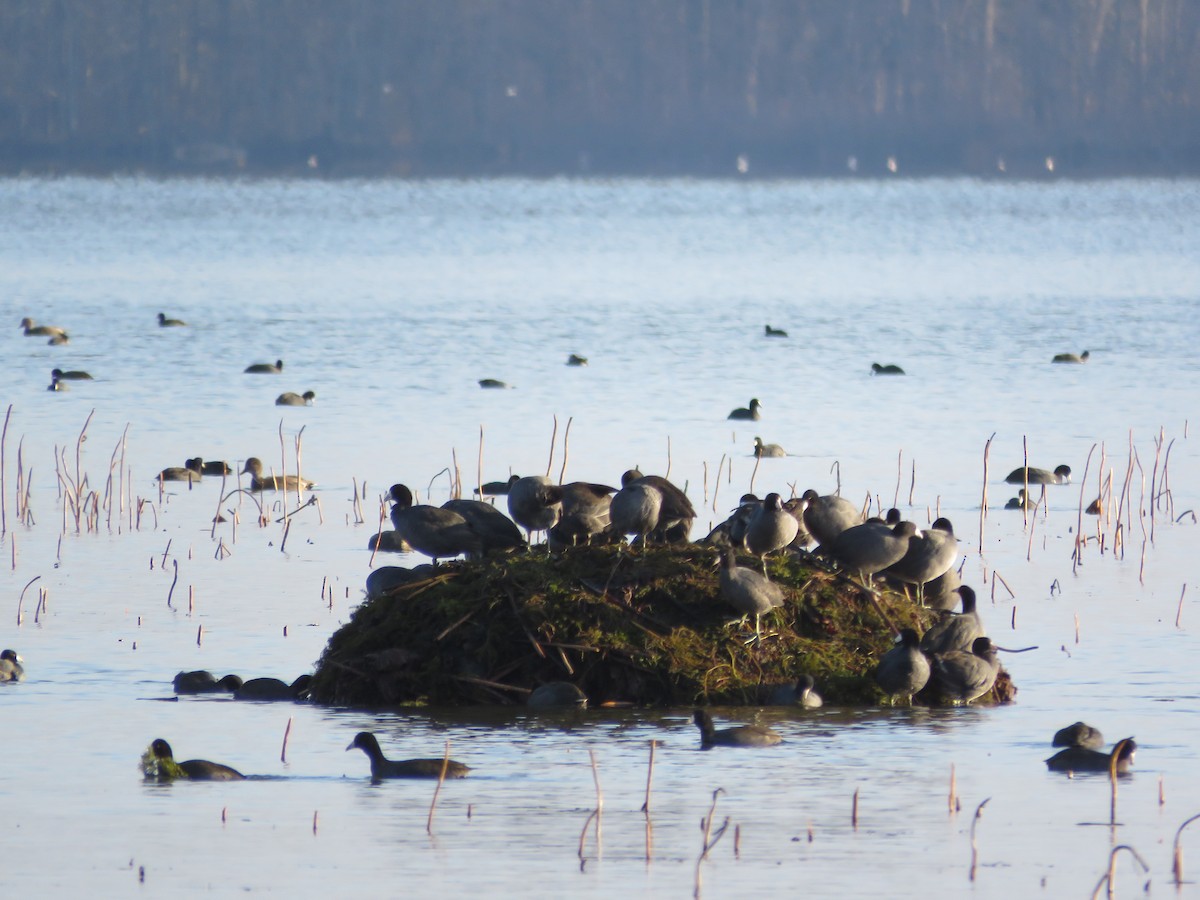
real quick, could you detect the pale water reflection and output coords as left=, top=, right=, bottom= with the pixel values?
left=1, top=176, right=1198, bottom=896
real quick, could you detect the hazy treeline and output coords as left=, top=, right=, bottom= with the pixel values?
left=1, top=0, right=1197, bottom=176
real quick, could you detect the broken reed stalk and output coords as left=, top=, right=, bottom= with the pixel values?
left=545, top=415, right=558, bottom=478
left=1109, top=738, right=1133, bottom=827
left=948, top=764, right=957, bottom=815
left=1177, top=584, right=1188, bottom=629
left=281, top=716, right=293, bottom=763
left=279, top=519, right=291, bottom=553
left=1172, top=812, right=1200, bottom=886
left=426, top=739, right=452, bottom=836
left=477, top=426, right=484, bottom=502
left=665, top=435, right=673, bottom=481
left=852, top=787, right=859, bottom=830
left=589, top=748, right=604, bottom=857
left=969, top=797, right=990, bottom=882
left=166, top=559, right=179, bottom=609
left=1072, top=443, right=1098, bottom=575
left=0, top=403, right=10, bottom=537
left=367, top=498, right=387, bottom=569
left=1091, top=844, right=1149, bottom=900
left=694, top=788, right=728, bottom=899
left=894, top=449, right=902, bottom=509
left=979, top=434, right=995, bottom=554
left=17, top=576, right=40, bottom=626
left=711, top=455, right=726, bottom=514
left=641, top=739, right=657, bottom=814
left=748, top=451, right=761, bottom=495
left=558, top=416, right=573, bottom=485
left=909, top=460, right=916, bottom=506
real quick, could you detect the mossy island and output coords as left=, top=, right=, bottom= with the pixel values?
left=310, top=544, right=1015, bottom=708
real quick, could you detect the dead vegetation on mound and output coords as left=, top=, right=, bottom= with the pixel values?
left=308, top=544, right=997, bottom=708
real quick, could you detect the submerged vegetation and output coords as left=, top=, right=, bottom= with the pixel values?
left=310, top=544, right=1008, bottom=708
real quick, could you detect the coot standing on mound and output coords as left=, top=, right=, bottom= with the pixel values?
left=719, top=549, right=786, bottom=641
left=389, top=483, right=483, bottom=563
left=506, top=475, right=563, bottom=539
left=875, top=629, right=930, bottom=704
left=744, top=492, right=800, bottom=572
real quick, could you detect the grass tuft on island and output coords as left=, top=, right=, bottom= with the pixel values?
left=310, top=544, right=1012, bottom=708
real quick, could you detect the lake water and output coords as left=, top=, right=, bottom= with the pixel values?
left=1, top=175, right=1198, bottom=897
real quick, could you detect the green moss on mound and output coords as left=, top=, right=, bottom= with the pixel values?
left=311, top=544, right=949, bottom=708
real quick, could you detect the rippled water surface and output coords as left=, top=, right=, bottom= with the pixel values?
left=1, top=176, right=1199, bottom=897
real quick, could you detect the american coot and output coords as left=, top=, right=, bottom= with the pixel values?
left=800, top=490, right=864, bottom=547
left=828, top=520, right=920, bottom=583
left=346, top=732, right=471, bottom=780
left=367, top=530, right=411, bottom=553
left=929, top=637, right=1000, bottom=705
left=147, top=739, right=246, bottom=781
left=390, top=483, right=484, bottom=562
left=441, top=498, right=527, bottom=554
left=51, top=367, right=92, bottom=381
left=1005, top=465, right=1072, bottom=485
left=699, top=493, right=760, bottom=550
left=242, top=457, right=314, bottom=491
left=478, top=378, right=510, bottom=389
left=172, top=670, right=242, bottom=694
left=871, top=363, right=905, bottom=375
left=766, top=674, right=823, bottom=708
left=620, top=470, right=695, bottom=543
left=728, top=398, right=763, bottom=421
left=47, top=375, right=69, bottom=392
left=157, top=463, right=202, bottom=484
left=506, top=475, right=563, bottom=538
left=275, top=390, right=316, bottom=406
left=875, top=629, right=930, bottom=704
left=1052, top=350, right=1089, bottom=364
left=566, top=354, right=589, bottom=366
left=753, top=437, right=786, bottom=458
left=475, top=475, right=520, bottom=497
left=1053, top=722, right=1105, bottom=750
left=188, top=457, right=233, bottom=476
left=157, top=312, right=187, bottom=327
left=1046, top=738, right=1135, bottom=774
left=609, top=481, right=662, bottom=547
left=921, top=566, right=964, bottom=613
left=244, top=359, right=283, bottom=374
left=744, top=493, right=800, bottom=572
left=549, top=482, right=618, bottom=549
left=365, top=564, right=429, bottom=598
left=764, top=325, right=788, bottom=338
left=920, top=585, right=985, bottom=655
left=234, top=674, right=311, bottom=701
left=1005, top=489, right=1038, bottom=510
left=883, top=518, right=959, bottom=601
left=20, top=317, right=67, bottom=338
left=719, top=549, right=786, bottom=641
left=693, top=709, right=783, bottom=748
left=528, top=682, right=589, bottom=710
left=0, top=649, right=25, bottom=682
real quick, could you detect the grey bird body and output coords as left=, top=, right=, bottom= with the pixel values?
left=693, top=709, right=782, bottom=748
left=506, top=475, right=563, bottom=537
left=920, top=585, right=985, bottom=655
left=1053, top=722, right=1104, bottom=750
left=745, top=492, right=800, bottom=570
left=728, top=398, right=763, bottom=421
left=1046, top=738, right=1135, bottom=774
left=244, top=359, right=283, bottom=374
left=828, top=520, right=920, bottom=581
left=1005, top=465, right=1071, bottom=485
left=719, top=549, right=786, bottom=640
left=875, top=629, right=930, bottom=703
left=0, top=649, right=25, bottom=682
left=753, top=437, right=786, bottom=458
left=929, top=637, right=1000, bottom=704
left=766, top=674, right=823, bottom=708
left=801, top=490, right=863, bottom=547
left=275, top=390, right=315, bottom=406
left=390, top=484, right=483, bottom=562
left=346, top=732, right=470, bottom=780
left=442, top=498, right=526, bottom=554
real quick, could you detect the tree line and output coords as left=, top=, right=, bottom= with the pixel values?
left=0, top=0, right=1196, bottom=176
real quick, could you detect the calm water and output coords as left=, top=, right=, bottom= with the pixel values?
left=1, top=176, right=1199, bottom=897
